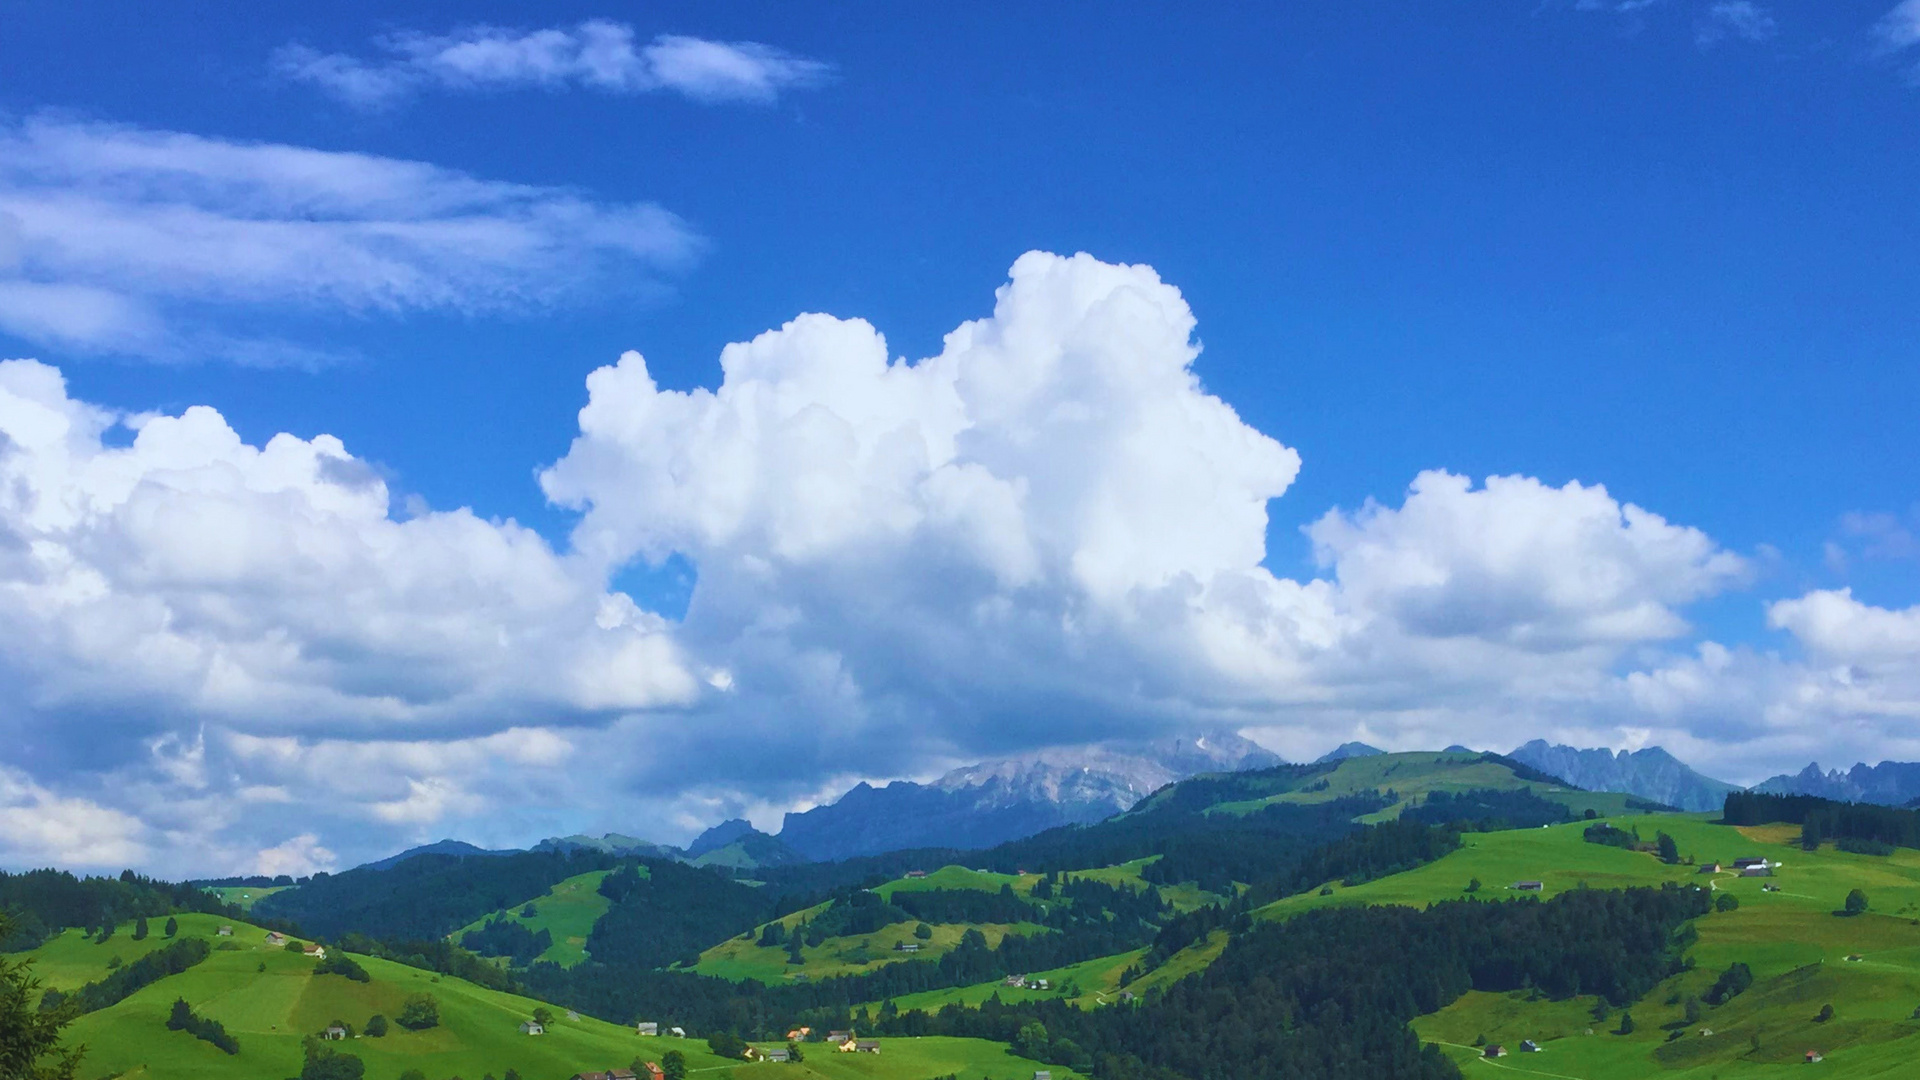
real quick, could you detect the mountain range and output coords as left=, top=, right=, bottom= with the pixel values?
left=1506, top=740, right=1739, bottom=812
left=352, top=736, right=1920, bottom=874
left=775, top=730, right=1284, bottom=861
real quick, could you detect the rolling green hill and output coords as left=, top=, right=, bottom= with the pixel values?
left=25, top=912, right=1077, bottom=1080
left=204, top=885, right=290, bottom=911
left=1246, top=811, right=1920, bottom=1077
left=1134, top=750, right=1652, bottom=822
left=451, top=868, right=614, bottom=967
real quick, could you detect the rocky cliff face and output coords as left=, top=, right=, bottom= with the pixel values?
left=776, top=730, right=1282, bottom=862
left=1507, top=740, right=1738, bottom=812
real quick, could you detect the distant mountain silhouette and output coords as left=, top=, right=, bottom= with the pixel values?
left=355, top=838, right=521, bottom=872
left=1314, top=741, right=1385, bottom=764
left=776, top=730, right=1283, bottom=862
left=1506, top=741, right=1737, bottom=813
left=1752, top=761, right=1920, bottom=806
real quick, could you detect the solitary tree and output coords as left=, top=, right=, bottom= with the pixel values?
left=1616, top=1011, right=1636, bottom=1036
left=532, top=1006, right=554, bottom=1026
left=1715, top=893, right=1740, bottom=913
left=662, top=1049, right=688, bottom=1080
left=163, top=916, right=178, bottom=938
left=1466, top=878, right=1481, bottom=893
left=132, top=917, right=150, bottom=941
left=914, top=923, right=933, bottom=940
left=1817, top=1004, right=1835, bottom=1023
left=396, top=993, right=440, bottom=1031
left=1656, top=833, right=1680, bottom=865
left=364, top=1014, right=388, bottom=1037
left=1845, top=889, right=1870, bottom=916
left=788, top=1040, right=805, bottom=1063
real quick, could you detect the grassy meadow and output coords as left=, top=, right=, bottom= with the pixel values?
left=451, top=868, right=614, bottom=967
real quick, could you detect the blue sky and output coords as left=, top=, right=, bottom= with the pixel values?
left=1, top=1, right=1918, bottom=873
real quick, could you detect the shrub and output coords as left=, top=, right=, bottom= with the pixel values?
left=1844, top=889, right=1869, bottom=916
left=364, top=1013, right=388, bottom=1037
left=313, top=954, right=370, bottom=982
left=1715, top=893, right=1739, bottom=912
left=396, top=993, right=440, bottom=1031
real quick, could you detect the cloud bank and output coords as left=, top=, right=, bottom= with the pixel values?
left=276, top=22, right=832, bottom=110
left=0, top=117, right=699, bottom=363
left=4, top=251, right=1918, bottom=874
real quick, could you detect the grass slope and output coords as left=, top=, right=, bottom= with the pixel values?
left=451, top=868, right=614, bottom=967
left=1201, top=752, right=1643, bottom=822
left=1242, top=812, right=1920, bottom=1077
left=31, top=913, right=1075, bottom=1080
left=204, top=885, right=289, bottom=911
left=39, top=913, right=742, bottom=1080
left=695, top=914, right=1044, bottom=984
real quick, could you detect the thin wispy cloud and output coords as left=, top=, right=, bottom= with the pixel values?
left=0, top=117, right=701, bottom=364
left=1696, top=1, right=1777, bottom=46
left=1879, top=0, right=1920, bottom=82
left=275, top=21, right=833, bottom=110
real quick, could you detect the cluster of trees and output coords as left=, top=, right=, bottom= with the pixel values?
left=461, top=916, right=554, bottom=965
left=256, top=850, right=619, bottom=941
left=1723, top=791, right=1920, bottom=851
left=40, top=936, right=211, bottom=1015
left=588, top=861, right=772, bottom=970
left=1703, top=961, right=1753, bottom=1005
left=166, top=996, right=239, bottom=1054
left=333, top=933, right=518, bottom=994
left=1400, top=788, right=1573, bottom=831
left=891, top=886, right=1034, bottom=926
left=878, top=884, right=1708, bottom=1080
left=0, top=868, right=233, bottom=948
left=313, top=953, right=371, bottom=982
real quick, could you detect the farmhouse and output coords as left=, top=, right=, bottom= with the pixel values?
left=1740, top=865, right=1773, bottom=878
left=1733, top=857, right=1768, bottom=869
left=826, top=1030, right=852, bottom=1044
left=671, top=1027, right=686, bottom=1037
left=521, top=1020, right=545, bottom=1036
left=645, top=1063, right=665, bottom=1080
left=303, top=943, right=327, bottom=959
left=1806, top=1050, right=1824, bottom=1063
left=1034, top=1071, right=1052, bottom=1080
left=1698, top=863, right=1722, bottom=873
left=1513, top=881, right=1544, bottom=892
left=786, top=1027, right=811, bottom=1040
left=570, top=1071, right=639, bottom=1080
left=895, top=942, right=921, bottom=952
left=765, top=1049, right=791, bottom=1062
left=1120, top=991, right=1136, bottom=1003
left=1519, top=1040, right=1540, bottom=1053
left=217, top=925, right=233, bottom=937
left=1004, top=975, right=1026, bottom=987
left=1485, top=1044, right=1507, bottom=1058
left=905, top=870, right=929, bottom=879
left=855, top=1041, right=881, bottom=1054
left=322, top=1024, right=348, bottom=1041
left=637, top=1022, right=659, bottom=1036
left=265, top=931, right=286, bottom=946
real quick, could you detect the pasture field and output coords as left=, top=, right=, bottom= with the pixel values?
left=739, top=1036, right=1084, bottom=1080
left=694, top=918, right=1046, bottom=984
left=36, top=915, right=742, bottom=1080
left=1201, top=752, right=1644, bottom=821
left=1244, top=811, right=1920, bottom=1077
left=204, top=885, right=289, bottom=910
left=23, top=913, right=1078, bottom=1080
left=451, top=868, right=614, bottom=967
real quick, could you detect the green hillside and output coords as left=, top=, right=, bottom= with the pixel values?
left=204, top=885, right=290, bottom=911
left=27, top=912, right=1073, bottom=1080
left=1243, top=812, right=1920, bottom=1077
left=694, top=907, right=1045, bottom=984
left=452, top=868, right=614, bottom=967
left=1190, top=751, right=1647, bottom=821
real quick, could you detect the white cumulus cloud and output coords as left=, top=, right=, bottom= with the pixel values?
left=276, top=22, right=832, bottom=109
left=0, top=117, right=700, bottom=362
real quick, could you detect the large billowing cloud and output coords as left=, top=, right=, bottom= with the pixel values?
left=0, top=117, right=699, bottom=363
left=2, top=250, right=1915, bottom=874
